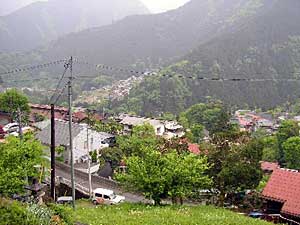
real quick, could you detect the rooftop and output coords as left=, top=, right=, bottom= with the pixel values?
left=262, top=168, right=300, bottom=217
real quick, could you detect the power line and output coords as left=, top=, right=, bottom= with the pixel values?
left=48, top=60, right=71, bottom=105
left=52, top=82, right=69, bottom=106
left=0, top=59, right=67, bottom=76
left=73, top=59, right=300, bottom=79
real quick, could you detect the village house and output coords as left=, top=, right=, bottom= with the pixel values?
left=262, top=168, right=300, bottom=223
left=35, top=120, right=114, bottom=165
left=29, top=104, right=68, bottom=122
left=233, top=110, right=276, bottom=133
left=118, top=114, right=184, bottom=138
left=29, top=103, right=103, bottom=123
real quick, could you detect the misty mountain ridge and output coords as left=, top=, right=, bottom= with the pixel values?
left=1, top=0, right=300, bottom=111
left=0, top=0, right=149, bottom=51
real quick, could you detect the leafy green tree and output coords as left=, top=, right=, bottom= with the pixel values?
left=117, top=123, right=159, bottom=157
left=276, top=120, right=300, bottom=165
left=206, top=131, right=263, bottom=206
left=282, top=137, right=300, bottom=169
left=261, top=136, right=279, bottom=162
left=159, top=112, right=177, bottom=121
left=117, top=147, right=211, bottom=205
left=94, top=120, right=123, bottom=135
left=0, top=89, right=30, bottom=121
left=182, top=100, right=230, bottom=134
left=0, top=135, right=43, bottom=196
left=162, top=151, right=211, bottom=204
left=190, top=124, right=205, bottom=143
left=117, top=147, right=166, bottom=205
left=98, top=147, right=124, bottom=169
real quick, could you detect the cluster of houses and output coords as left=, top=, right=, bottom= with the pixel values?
left=109, top=76, right=143, bottom=101
left=0, top=104, right=189, bottom=176
left=231, top=110, right=278, bottom=133
left=3, top=103, right=300, bottom=221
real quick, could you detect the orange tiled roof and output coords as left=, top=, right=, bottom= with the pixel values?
left=262, top=168, right=300, bottom=217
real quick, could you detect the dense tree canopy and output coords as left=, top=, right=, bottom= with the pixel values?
left=0, top=135, right=44, bottom=196
left=205, top=130, right=263, bottom=206
left=282, top=137, right=300, bottom=170
left=0, top=89, right=30, bottom=121
left=276, top=120, right=300, bottom=165
left=116, top=124, right=211, bottom=205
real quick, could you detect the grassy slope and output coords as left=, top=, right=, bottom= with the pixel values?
left=73, top=201, right=272, bottom=225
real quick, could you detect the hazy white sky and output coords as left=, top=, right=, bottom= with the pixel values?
left=141, top=0, right=190, bottom=13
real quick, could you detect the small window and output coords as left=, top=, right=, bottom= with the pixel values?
left=103, top=195, right=110, bottom=200
left=95, top=193, right=102, bottom=198
left=91, top=137, right=94, bottom=145
left=84, top=141, right=87, bottom=149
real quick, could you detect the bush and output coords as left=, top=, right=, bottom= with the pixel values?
left=0, top=198, right=39, bottom=225
left=0, top=198, right=73, bottom=225
left=48, top=203, right=73, bottom=225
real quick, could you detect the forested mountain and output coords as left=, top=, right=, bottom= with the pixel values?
left=0, top=0, right=149, bottom=51
left=44, top=0, right=266, bottom=67
left=111, top=0, right=300, bottom=115
left=1, top=0, right=300, bottom=112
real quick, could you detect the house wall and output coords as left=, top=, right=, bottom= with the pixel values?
left=153, top=124, right=165, bottom=136
left=72, top=128, right=112, bottom=163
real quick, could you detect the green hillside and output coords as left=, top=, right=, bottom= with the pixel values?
left=73, top=202, right=271, bottom=225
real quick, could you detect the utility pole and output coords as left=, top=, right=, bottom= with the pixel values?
left=17, top=108, right=27, bottom=186
left=86, top=122, right=92, bottom=198
left=50, top=104, right=56, bottom=201
left=17, top=109, right=23, bottom=141
left=68, top=56, right=76, bottom=209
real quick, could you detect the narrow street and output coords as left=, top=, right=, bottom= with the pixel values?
left=55, top=162, right=146, bottom=203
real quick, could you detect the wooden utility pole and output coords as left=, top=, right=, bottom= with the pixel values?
left=17, top=109, right=23, bottom=140
left=50, top=104, right=56, bottom=201
left=86, top=124, right=92, bottom=198
left=68, top=56, right=76, bottom=209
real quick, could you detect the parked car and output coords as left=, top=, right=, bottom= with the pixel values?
left=92, top=188, right=125, bottom=205
left=3, top=123, right=19, bottom=133
left=7, top=126, right=33, bottom=137
left=57, top=196, right=73, bottom=204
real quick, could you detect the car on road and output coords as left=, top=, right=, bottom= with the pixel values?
left=3, top=123, right=19, bottom=133
left=92, top=188, right=125, bottom=205
left=7, top=126, right=33, bottom=137
left=57, top=196, right=73, bottom=204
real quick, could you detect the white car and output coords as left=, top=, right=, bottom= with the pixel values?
left=3, top=123, right=19, bottom=133
left=7, top=126, right=33, bottom=137
left=92, top=188, right=125, bottom=205
left=57, top=196, right=73, bottom=204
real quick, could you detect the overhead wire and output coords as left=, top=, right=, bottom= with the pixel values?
left=73, top=59, right=300, bottom=82
left=47, top=60, right=71, bottom=105
left=0, top=59, right=67, bottom=77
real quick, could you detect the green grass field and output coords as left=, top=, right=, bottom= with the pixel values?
left=73, top=201, right=272, bottom=225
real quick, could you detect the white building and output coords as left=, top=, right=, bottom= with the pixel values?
left=118, top=114, right=184, bottom=138
left=119, top=114, right=165, bottom=135
left=36, top=120, right=114, bottom=164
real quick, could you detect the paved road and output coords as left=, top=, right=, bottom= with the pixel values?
left=55, top=163, right=146, bottom=203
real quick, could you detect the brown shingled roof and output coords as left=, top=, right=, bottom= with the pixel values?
left=262, top=168, right=300, bottom=217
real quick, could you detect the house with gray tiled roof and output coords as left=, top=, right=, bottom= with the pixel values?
left=35, top=119, right=114, bottom=164
left=118, top=114, right=185, bottom=138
